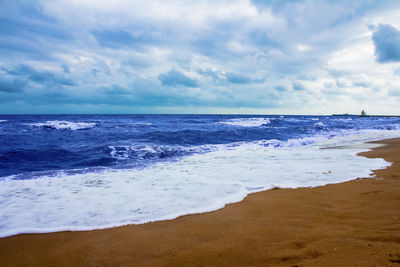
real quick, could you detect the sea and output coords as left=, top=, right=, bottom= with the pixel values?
left=1, top=114, right=400, bottom=237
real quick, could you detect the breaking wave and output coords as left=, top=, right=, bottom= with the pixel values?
left=27, top=120, right=96, bottom=130
left=217, top=117, right=271, bottom=127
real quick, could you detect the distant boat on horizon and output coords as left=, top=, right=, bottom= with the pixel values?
left=360, top=110, right=367, bottom=117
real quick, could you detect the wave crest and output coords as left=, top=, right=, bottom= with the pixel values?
left=109, top=144, right=219, bottom=161
left=217, top=118, right=271, bottom=127
left=27, top=120, right=96, bottom=130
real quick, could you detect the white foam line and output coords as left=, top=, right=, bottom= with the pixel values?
left=0, top=188, right=248, bottom=238
left=0, top=130, right=399, bottom=238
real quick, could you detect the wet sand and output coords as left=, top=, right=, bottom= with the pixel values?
left=1, top=138, right=400, bottom=266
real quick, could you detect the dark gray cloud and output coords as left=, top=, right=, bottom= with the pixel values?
left=353, top=82, right=369, bottom=88
left=0, top=1, right=73, bottom=61
left=197, top=69, right=221, bottom=80
left=92, top=29, right=141, bottom=49
left=336, top=81, right=347, bottom=88
left=122, top=58, right=151, bottom=69
left=328, top=69, right=350, bottom=78
left=226, top=72, right=252, bottom=84
left=61, top=63, right=70, bottom=73
left=372, top=24, right=400, bottom=63
left=0, top=78, right=26, bottom=93
left=102, top=85, right=133, bottom=95
left=158, top=70, right=198, bottom=87
left=274, top=85, right=288, bottom=92
left=6, top=64, right=74, bottom=86
left=292, top=82, right=305, bottom=91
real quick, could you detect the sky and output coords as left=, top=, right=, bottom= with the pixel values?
left=1, top=0, right=400, bottom=114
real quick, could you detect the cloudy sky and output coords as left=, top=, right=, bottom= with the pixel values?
left=1, top=0, right=400, bottom=114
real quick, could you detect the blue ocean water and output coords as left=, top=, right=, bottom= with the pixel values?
left=1, top=114, right=400, bottom=237
left=1, top=114, right=400, bottom=180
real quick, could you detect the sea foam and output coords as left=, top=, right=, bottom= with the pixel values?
left=0, top=129, right=397, bottom=238
left=27, top=120, right=96, bottom=130
left=218, top=117, right=271, bottom=127
left=108, top=144, right=223, bottom=161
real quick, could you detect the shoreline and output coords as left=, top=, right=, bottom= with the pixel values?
left=1, top=138, right=400, bottom=266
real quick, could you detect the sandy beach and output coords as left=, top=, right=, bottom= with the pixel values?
left=1, top=138, right=400, bottom=266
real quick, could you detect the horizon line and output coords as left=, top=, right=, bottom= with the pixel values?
left=1, top=113, right=399, bottom=117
